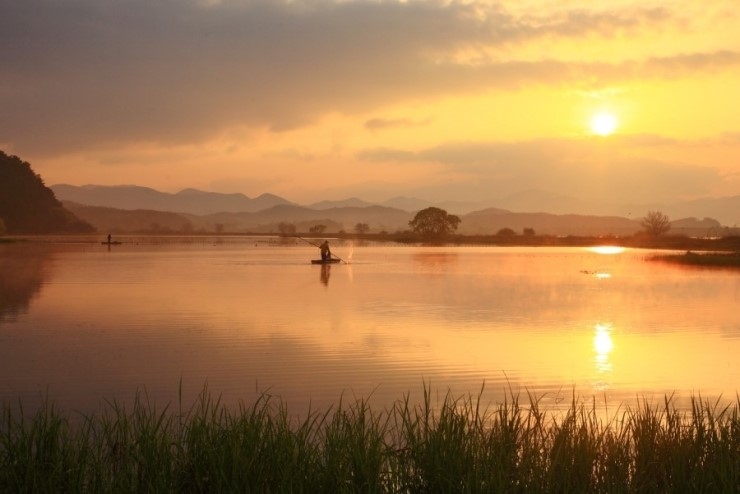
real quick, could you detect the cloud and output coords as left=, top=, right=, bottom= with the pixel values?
left=364, top=117, right=432, bottom=131
left=0, top=0, right=736, bottom=155
left=356, top=136, right=724, bottom=204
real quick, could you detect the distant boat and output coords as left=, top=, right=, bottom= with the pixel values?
left=101, top=240, right=122, bottom=245
left=311, top=258, right=341, bottom=265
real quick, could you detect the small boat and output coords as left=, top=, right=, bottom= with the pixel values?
left=101, top=241, right=122, bottom=245
left=311, top=258, right=341, bottom=264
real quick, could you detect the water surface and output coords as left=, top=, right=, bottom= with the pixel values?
left=1, top=238, right=738, bottom=416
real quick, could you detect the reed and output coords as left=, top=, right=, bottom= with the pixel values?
left=2, top=387, right=739, bottom=493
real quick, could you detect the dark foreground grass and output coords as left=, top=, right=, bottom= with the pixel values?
left=2, top=388, right=740, bottom=493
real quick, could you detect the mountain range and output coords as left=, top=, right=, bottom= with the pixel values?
left=51, top=184, right=740, bottom=236
left=50, top=184, right=290, bottom=215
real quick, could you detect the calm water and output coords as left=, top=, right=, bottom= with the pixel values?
left=1, top=237, right=739, bottom=417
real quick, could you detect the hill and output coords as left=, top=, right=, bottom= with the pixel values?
left=63, top=202, right=410, bottom=234
left=0, top=151, right=94, bottom=234
left=458, top=209, right=641, bottom=236
left=51, top=184, right=293, bottom=215
left=61, top=199, right=724, bottom=237
left=62, top=202, right=197, bottom=234
left=50, top=181, right=739, bottom=237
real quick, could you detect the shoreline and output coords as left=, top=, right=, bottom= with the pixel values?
left=649, top=250, right=740, bottom=268
left=4, top=232, right=740, bottom=252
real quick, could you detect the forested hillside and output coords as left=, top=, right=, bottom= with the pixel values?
left=0, top=151, right=94, bottom=234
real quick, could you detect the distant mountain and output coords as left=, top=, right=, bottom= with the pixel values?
left=495, top=189, right=590, bottom=214
left=65, top=201, right=414, bottom=234
left=51, top=184, right=294, bottom=215
left=52, top=182, right=739, bottom=231
left=201, top=204, right=412, bottom=233
left=379, top=197, right=487, bottom=214
left=670, top=217, right=722, bottom=236
left=64, top=198, right=730, bottom=237
left=459, top=208, right=728, bottom=237
left=0, top=152, right=94, bottom=234
left=62, top=201, right=197, bottom=234
left=459, top=209, right=641, bottom=236
left=308, top=197, right=374, bottom=209
left=480, top=190, right=740, bottom=228
left=666, top=196, right=740, bottom=227
left=381, top=196, right=434, bottom=212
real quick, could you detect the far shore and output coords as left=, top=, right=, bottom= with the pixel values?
left=649, top=250, right=740, bottom=269
left=3, top=231, right=740, bottom=253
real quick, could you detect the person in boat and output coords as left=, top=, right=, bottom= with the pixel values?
left=107, top=233, right=112, bottom=244
left=320, top=240, right=332, bottom=261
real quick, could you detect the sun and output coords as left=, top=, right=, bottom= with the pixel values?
left=590, top=112, right=618, bottom=136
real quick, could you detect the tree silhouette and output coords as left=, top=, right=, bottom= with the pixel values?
left=409, top=207, right=461, bottom=237
left=641, top=210, right=671, bottom=236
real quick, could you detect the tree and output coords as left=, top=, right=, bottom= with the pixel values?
left=408, top=207, right=461, bottom=237
left=523, top=227, right=535, bottom=236
left=354, top=222, right=370, bottom=234
left=309, top=224, right=327, bottom=234
left=277, top=222, right=296, bottom=236
left=641, top=210, right=671, bottom=236
left=497, top=227, right=516, bottom=236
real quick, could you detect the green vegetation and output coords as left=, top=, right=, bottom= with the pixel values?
left=2, top=388, right=740, bottom=493
left=0, top=151, right=94, bottom=234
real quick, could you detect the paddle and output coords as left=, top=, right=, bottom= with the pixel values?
left=293, top=235, right=346, bottom=263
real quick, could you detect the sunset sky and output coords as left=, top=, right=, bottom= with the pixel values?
left=2, top=0, right=739, bottom=206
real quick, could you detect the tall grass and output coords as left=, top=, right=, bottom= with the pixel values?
left=2, top=386, right=740, bottom=493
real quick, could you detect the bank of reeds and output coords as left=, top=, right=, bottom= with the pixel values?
left=2, top=387, right=740, bottom=493
left=651, top=251, right=740, bottom=269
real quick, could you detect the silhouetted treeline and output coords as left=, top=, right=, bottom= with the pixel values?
left=0, top=151, right=94, bottom=234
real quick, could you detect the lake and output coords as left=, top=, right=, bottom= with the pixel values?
left=1, top=237, right=739, bottom=418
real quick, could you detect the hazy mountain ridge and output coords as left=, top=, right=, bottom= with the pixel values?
left=459, top=210, right=642, bottom=236
left=51, top=184, right=294, bottom=215
left=53, top=183, right=739, bottom=236
left=63, top=202, right=727, bottom=238
left=62, top=201, right=195, bottom=233
left=308, top=197, right=373, bottom=209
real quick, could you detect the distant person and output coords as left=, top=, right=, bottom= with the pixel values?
left=320, top=240, right=331, bottom=261
left=107, top=233, right=112, bottom=244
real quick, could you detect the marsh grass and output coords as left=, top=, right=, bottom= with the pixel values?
left=2, top=387, right=740, bottom=493
left=651, top=251, right=740, bottom=269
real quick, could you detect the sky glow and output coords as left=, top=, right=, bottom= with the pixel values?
left=590, top=112, right=618, bottom=136
left=1, top=0, right=739, bottom=207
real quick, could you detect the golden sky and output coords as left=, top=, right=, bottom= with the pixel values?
left=1, top=0, right=739, bottom=206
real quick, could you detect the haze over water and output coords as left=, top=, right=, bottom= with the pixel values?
left=1, top=238, right=739, bottom=417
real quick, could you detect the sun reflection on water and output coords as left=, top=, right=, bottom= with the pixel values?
left=588, top=245, right=626, bottom=255
left=593, top=323, right=614, bottom=389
